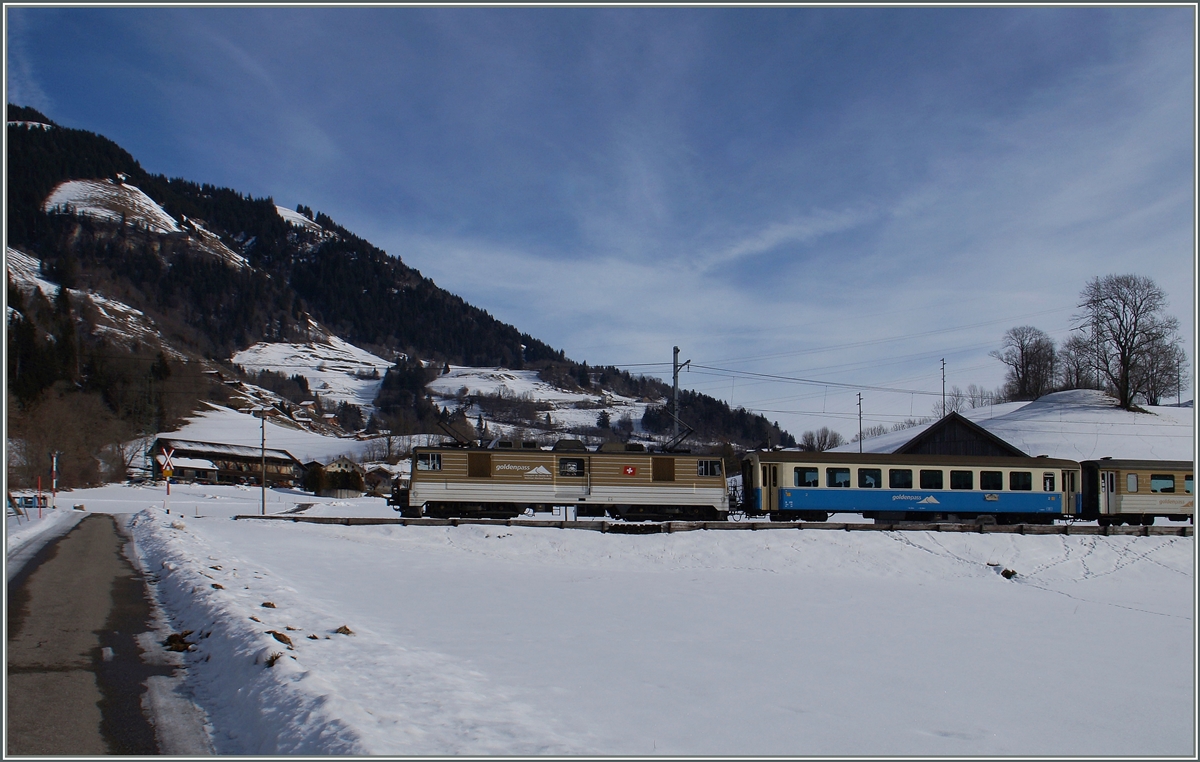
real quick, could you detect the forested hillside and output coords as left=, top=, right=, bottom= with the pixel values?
left=6, top=104, right=793, bottom=487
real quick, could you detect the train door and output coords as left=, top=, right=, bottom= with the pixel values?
left=761, top=464, right=778, bottom=514
left=1062, top=469, right=1079, bottom=515
left=1100, top=470, right=1117, bottom=515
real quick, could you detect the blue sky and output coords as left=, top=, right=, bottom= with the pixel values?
left=6, top=6, right=1195, bottom=441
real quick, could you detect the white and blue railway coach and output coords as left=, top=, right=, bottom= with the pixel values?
left=741, top=451, right=1082, bottom=524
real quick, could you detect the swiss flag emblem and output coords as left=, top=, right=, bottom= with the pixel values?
left=623, top=466, right=637, bottom=476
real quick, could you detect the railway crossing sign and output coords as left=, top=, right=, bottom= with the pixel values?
left=161, top=447, right=175, bottom=478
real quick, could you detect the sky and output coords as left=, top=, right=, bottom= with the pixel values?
left=5, top=6, right=1196, bottom=442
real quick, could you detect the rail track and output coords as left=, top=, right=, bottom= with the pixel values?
left=233, top=514, right=1193, bottom=536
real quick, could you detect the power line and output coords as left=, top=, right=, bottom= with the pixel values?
left=687, top=364, right=945, bottom=397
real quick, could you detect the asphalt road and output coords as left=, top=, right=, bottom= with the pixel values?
left=6, top=513, right=166, bottom=755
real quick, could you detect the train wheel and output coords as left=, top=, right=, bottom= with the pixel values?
left=1141, top=515, right=1156, bottom=526
left=1098, top=517, right=1111, bottom=527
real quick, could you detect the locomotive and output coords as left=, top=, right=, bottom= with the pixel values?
left=391, top=439, right=1193, bottom=526
left=390, top=439, right=728, bottom=522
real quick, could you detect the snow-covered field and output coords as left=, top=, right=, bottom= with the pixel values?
left=9, top=483, right=1193, bottom=756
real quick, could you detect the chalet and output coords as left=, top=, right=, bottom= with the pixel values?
left=892, top=411, right=1027, bottom=458
left=324, top=456, right=365, bottom=475
left=152, top=438, right=303, bottom=487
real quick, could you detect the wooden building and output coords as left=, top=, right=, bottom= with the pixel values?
left=893, top=412, right=1027, bottom=458
left=153, top=438, right=303, bottom=487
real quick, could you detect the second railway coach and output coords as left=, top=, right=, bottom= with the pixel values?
left=741, top=450, right=1081, bottom=524
left=394, top=440, right=728, bottom=521
left=1080, top=459, right=1194, bottom=526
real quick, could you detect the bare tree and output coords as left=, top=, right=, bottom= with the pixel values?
left=1056, top=334, right=1097, bottom=391
left=851, top=424, right=890, bottom=443
left=931, top=385, right=969, bottom=417
left=1074, top=274, right=1182, bottom=409
left=800, top=427, right=845, bottom=451
left=990, top=326, right=1056, bottom=400
left=1138, top=335, right=1188, bottom=406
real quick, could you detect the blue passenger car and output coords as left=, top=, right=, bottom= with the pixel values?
left=740, top=451, right=1081, bottom=524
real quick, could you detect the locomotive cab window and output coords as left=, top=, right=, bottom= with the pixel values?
left=795, top=468, right=819, bottom=487
left=1042, top=472, right=1055, bottom=492
left=889, top=469, right=913, bottom=489
left=950, top=470, right=973, bottom=490
left=827, top=468, right=851, bottom=488
left=858, top=468, right=882, bottom=488
left=1009, top=471, right=1032, bottom=491
left=416, top=453, right=442, bottom=471
left=980, top=471, right=1003, bottom=491
left=1186, top=475, right=1194, bottom=494
left=919, top=470, right=943, bottom=490
left=1150, top=474, right=1175, bottom=493
left=1127, top=474, right=1138, bottom=493
left=697, top=460, right=722, bottom=477
left=558, top=458, right=586, bottom=477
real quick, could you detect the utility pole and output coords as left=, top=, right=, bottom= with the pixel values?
left=672, top=346, right=690, bottom=439
left=253, top=406, right=272, bottom=516
left=941, top=358, right=946, bottom=418
left=50, top=451, right=59, bottom=508
left=857, top=393, right=863, bottom=453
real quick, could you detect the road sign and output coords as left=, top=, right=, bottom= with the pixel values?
left=161, top=447, right=175, bottom=471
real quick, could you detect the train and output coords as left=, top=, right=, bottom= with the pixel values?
left=390, top=439, right=1194, bottom=526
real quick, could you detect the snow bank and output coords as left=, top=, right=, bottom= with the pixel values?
left=129, top=510, right=581, bottom=754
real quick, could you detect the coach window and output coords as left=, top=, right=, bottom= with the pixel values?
left=980, top=471, right=1003, bottom=491
left=795, top=468, right=819, bottom=487
left=416, top=453, right=442, bottom=471
left=1186, top=475, right=1193, bottom=494
left=889, top=469, right=913, bottom=489
left=919, top=470, right=943, bottom=490
left=858, top=468, right=882, bottom=488
left=559, top=458, right=587, bottom=477
left=1042, top=472, right=1055, bottom=492
left=950, top=470, right=973, bottom=490
left=1150, top=474, right=1175, bottom=494
left=1126, top=474, right=1138, bottom=493
left=827, top=468, right=851, bottom=488
left=1009, top=471, right=1032, bottom=491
